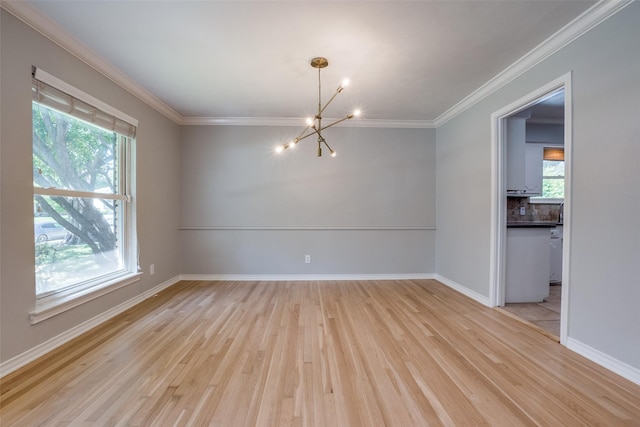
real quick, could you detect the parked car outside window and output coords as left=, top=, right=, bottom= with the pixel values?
left=34, top=221, right=68, bottom=242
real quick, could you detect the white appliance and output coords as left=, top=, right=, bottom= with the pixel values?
left=549, top=225, right=563, bottom=284
left=505, top=227, right=551, bottom=303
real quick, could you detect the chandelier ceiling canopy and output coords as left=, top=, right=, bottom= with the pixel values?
left=275, top=57, right=360, bottom=158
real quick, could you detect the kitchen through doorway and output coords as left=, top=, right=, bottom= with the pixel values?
left=489, top=74, right=572, bottom=344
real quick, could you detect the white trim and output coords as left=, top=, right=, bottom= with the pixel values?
left=181, top=116, right=435, bottom=129
left=0, top=1, right=433, bottom=129
left=431, top=275, right=491, bottom=307
left=434, top=0, right=633, bottom=127
left=559, top=78, right=573, bottom=346
left=567, top=338, right=640, bottom=386
left=1, top=275, right=181, bottom=378
left=489, top=108, right=507, bottom=308
left=3, top=0, right=632, bottom=129
left=180, top=273, right=435, bottom=282
left=180, top=225, right=436, bottom=231
left=489, top=73, right=572, bottom=345
left=31, top=273, right=142, bottom=324
left=2, top=1, right=630, bottom=128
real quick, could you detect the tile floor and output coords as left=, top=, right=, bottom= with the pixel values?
left=502, top=285, right=561, bottom=337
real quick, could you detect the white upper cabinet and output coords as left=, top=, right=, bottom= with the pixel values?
left=524, top=144, right=543, bottom=195
left=506, top=116, right=542, bottom=196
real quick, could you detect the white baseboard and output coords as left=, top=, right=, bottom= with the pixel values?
left=433, top=276, right=640, bottom=386
left=432, top=274, right=491, bottom=306
left=0, top=275, right=181, bottom=379
left=567, top=337, right=640, bottom=386
left=180, top=273, right=436, bottom=282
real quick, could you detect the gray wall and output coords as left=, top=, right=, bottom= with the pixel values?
left=436, top=4, right=640, bottom=370
left=2, top=1, right=638, bottom=377
left=180, top=126, right=436, bottom=275
left=0, top=11, right=182, bottom=363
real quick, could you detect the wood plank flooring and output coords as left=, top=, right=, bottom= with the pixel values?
left=1, top=279, right=639, bottom=426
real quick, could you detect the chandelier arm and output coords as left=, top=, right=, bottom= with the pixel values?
left=294, top=126, right=314, bottom=141
left=318, top=114, right=354, bottom=132
left=321, top=137, right=333, bottom=151
left=295, top=130, right=318, bottom=143
left=310, top=127, right=323, bottom=140
left=317, top=133, right=336, bottom=157
left=319, top=89, right=342, bottom=116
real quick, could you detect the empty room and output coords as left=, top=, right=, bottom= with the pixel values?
left=1, top=1, right=639, bottom=425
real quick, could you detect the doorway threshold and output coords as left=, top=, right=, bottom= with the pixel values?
left=495, top=306, right=560, bottom=342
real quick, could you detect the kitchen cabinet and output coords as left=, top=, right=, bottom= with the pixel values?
left=524, top=144, right=543, bottom=194
left=506, top=117, right=542, bottom=196
left=505, top=226, right=551, bottom=303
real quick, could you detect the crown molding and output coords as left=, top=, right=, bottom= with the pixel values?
left=1, top=1, right=434, bottom=129
left=352, top=119, right=435, bottom=129
left=434, top=0, right=634, bottom=127
left=3, top=0, right=631, bottom=129
left=181, top=116, right=435, bottom=128
left=1, top=0, right=184, bottom=124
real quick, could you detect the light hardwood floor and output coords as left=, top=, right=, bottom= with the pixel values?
left=1, top=279, right=639, bottom=426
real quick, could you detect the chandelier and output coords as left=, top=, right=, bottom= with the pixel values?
left=275, top=57, right=360, bottom=157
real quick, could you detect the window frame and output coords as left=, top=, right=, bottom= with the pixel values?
left=30, top=68, right=140, bottom=324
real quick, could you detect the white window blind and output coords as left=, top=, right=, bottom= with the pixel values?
left=32, top=66, right=137, bottom=138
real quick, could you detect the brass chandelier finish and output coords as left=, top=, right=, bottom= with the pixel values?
left=275, top=57, right=360, bottom=158
left=309, top=57, right=329, bottom=69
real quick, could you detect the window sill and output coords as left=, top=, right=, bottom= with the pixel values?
left=30, top=272, right=142, bottom=324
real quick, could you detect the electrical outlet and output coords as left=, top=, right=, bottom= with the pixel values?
left=305, top=255, right=311, bottom=264
left=150, top=264, right=155, bottom=275
left=519, top=207, right=526, bottom=216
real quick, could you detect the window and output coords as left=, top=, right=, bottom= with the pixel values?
left=541, top=147, right=564, bottom=199
left=32, top=67, right=138, bottom=315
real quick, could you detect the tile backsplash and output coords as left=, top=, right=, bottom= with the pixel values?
left=507, top=197, right=562, bottom=223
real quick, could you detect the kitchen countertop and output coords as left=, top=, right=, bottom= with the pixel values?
left=507, top=221, right=560, bottom=228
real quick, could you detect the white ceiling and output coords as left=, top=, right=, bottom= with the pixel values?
left=19, top=1, right=596, bottom=124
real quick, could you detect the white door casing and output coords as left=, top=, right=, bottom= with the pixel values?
left=489, top=72, right=572, bottom=345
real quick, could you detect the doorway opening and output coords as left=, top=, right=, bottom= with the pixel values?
left=489, top=73, right=572, bottom=345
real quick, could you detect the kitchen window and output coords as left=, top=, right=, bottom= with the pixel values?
left=31, top=67, right=139, bottom=322
left=532, top=147, right=564, bottom=202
